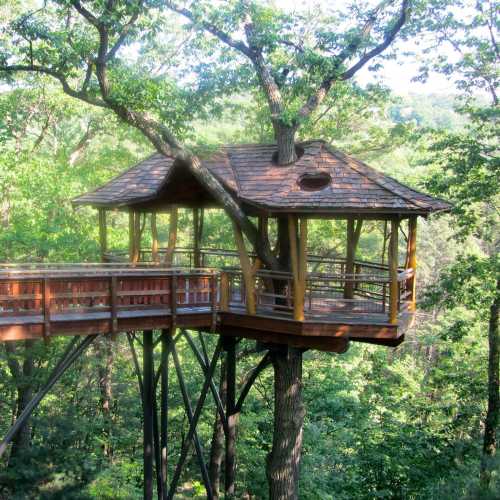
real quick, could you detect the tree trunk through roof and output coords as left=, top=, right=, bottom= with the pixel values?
left=267, top=131, right=305, bottom=497
left=274, top=124, right=298, bottom=165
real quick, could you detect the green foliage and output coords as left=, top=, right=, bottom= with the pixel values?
left=0, top=1, right=498, bottom=498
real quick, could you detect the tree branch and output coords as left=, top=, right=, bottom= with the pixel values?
left=298, top=0, right=409, bottom=121
left=106, top=0, right=145, bottom=61
left=0, top=65, right=107, bottom=108
left=69, top=0, right=100, bottom=28
left=166, top=1, right=252, bottom=57
left=340, top=0, right=409, bottom=80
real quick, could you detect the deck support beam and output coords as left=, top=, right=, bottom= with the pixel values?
left=288, top=215, right=308, bottom=321
left=389, top=219, right=400, bottom=324
left=344, top=218, right=363, bottom=299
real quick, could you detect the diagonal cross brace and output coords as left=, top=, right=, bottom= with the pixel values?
left=167, top=337, right=222, bottom=500
left=0, top=334, right=98, bottom=458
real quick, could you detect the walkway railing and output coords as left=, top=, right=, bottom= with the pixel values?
left=219, top=267, right=414, bottom=322
left=0, top=262, right=414, bottom=334
left=0, top=266, right=218, bottom=338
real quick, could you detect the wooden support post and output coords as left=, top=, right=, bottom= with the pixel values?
left=288, top=215, right=307, bottom=321
left=133, top=211, right=141, bottom=263
left=143, top=330, right=154, bottom=500
left=165, top=207, right=178, bottom=267
left=344, top=218, right=363, bottom=299
left=299, top=217, right=308, bottom=313
left=98, top=208, right=107, bottom=263
left=407, top=216, right=417, bottom=311
left=220, top=272, right=230, bottom=312
left=389, top=219, right=400, bottom=324
left=233, top=220, right=256, bottom=315
left=151, top=213, right=159, bottom=264
left=193, top=208, right=201, bottom=268
left=224, top=337, right=237, bottom=497
left=129, top=211, right=140, bottom=264
left=381, top=220, right=388, bottom=266
left=129, top=211, right=135, bottom=263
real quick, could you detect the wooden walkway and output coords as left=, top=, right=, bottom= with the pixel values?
left=0, top=265, right=408, bottom=350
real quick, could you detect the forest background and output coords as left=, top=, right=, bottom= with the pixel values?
left=0, top=0, right=498, bottom=499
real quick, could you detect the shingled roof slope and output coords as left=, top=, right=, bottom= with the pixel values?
left=73, top=140, right=450, bottom=215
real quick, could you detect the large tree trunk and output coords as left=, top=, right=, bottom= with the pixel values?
left=265, top=134, right=305, bottom=499
left=209, top=358, right=227, bottom=499
left=266, top=347, right=304, bottom=500
left=273, top=124, right=298, bottom=165
left=5, top=340, right=35, bottom=466
left=480, top=277, right=499, bottom=487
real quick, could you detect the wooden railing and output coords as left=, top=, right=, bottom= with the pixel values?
left=0, top=266, right=218, bottom=338
left=219, top=267, right=415, bottom=322
left=104, top=248, right=403, bottom=274
left=0, top=263, right=414, bottom=331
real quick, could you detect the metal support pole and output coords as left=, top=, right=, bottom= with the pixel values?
left=143, top=330, right=154, bottom=500
left=152, top=357, right=163, bottom=499
left=225, top=337, right=237, bottom=497
left=0, top=335, right=97, bottom=458
left=183, top=331, right=228, bottom=436
left=168, top=339, right=221, bottom=500
left=160, top=329, right=169, bottom=499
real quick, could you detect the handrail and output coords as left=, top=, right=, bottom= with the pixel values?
left=0, top=263, right=415, bottom=326
left=103, top=247, right=405, bottom=272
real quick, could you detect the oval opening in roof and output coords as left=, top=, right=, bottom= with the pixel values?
left=271, top=145, right=305, bottom=165
left=298, top=171, right=331, bottom=191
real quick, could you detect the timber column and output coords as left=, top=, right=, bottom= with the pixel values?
left=407, top=217, right=417, bottom=311
left=389, top=218, right=400, bottom=324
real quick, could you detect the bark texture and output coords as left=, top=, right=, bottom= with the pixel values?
left=266, top=348, right=304, bottom=500
left=481, top=277, right=499, bottom=487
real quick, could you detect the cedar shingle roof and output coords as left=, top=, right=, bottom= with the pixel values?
left=73, top=140, right=450, bottom=215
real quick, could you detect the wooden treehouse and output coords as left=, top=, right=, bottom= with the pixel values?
left=0, top=140, right=450, bottom=499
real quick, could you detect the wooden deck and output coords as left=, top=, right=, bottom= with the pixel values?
left=0, top=265, right=410, bottom=351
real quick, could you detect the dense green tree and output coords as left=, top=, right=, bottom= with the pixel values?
left=419, top=0, right=499, bottom=490
left=0, top=1, right=497, bottom=498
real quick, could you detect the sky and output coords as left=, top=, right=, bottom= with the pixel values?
left=273, top=0, right=458, bottom=97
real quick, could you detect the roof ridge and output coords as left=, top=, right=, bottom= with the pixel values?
left=323, top=144, right=432, bottom=210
